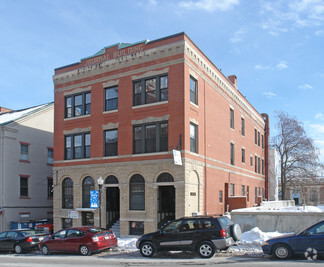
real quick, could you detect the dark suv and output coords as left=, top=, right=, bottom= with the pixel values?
left=136, top=216, right=241, bottom=258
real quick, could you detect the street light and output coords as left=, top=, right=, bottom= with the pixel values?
left=97, top=177, right=104, bottom=228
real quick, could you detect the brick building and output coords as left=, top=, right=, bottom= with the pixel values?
left=53, top=32, right=269, bottom=236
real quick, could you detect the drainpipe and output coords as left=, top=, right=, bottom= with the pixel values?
left=0, top=126, right=4, bottom=231
left=261, top=113, right=270, bottom=200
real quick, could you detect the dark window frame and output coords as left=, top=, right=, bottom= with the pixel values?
left=65, top=91, right=91, bottom=118
left=104, top=129, right=118, bottom=157
left=20, top=176, right=29, bottom=197
left=241, top=117, right=245, bottom=136
left=242, top=148, right=245, bottom=163
left=104, top=86, right=118, bottom=111
left=190, top=76, right=198, bottom=105
left=82, top=176, right=95, bottom=208
left=62, top=178, right=73, bottom=209
left=230, top=108, right=234, bottom=129
left=20, top=143, right=29, bottom=161
left=64, top=132, right=90, bottom=160
left=47, top=147, right=53, bottom=165
left=133, top=121, right=168, bottom=154
left=230, top=143, right=235, bottom=165
left=129, top=174, right=145, bottom=211
left=219, top=190, right=223, bottom=203
left=133, top=74, right=168, bottom=106
left=190, top=123, right=198, bottom=153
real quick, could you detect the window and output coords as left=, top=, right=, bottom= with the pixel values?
left=47, top=148, right=53, bottom=165
left=82, top=177, right=94, bottom=208
left=104, top=86, right=118, bottom=111
left=262, top=159, right=264, bottom=175
left=258, top=131, right=260, bottom=146
left=242, top=148, right=245, bottom=163
left=255, top=187, right=258, bottom=204
left=20, top=143, right=29, bottom=161
left=254, top=129, right=257, bottom=145
left=250, top=156, right=253, bottom=167
left=133, top=122, right=168, bottom=154
left=241, top=118, right=245, bottom=136
left=240, top=185, right=245, bottom=196
left=133, top=75, right=168, bottom=106
left=20, top=176, right=29, bottom=197
left=129, top=221, right=144, bottom=235
left=262, top=135, right=264, bottom=149
left=255, top=156, right=257, bottom=173
left=219, top=190, right=223, bottom=203
left=65, top=133, right=90, bottom=160
left=48, top=178, right=53, bottom=198
left=230, top=183, right=235, bottom=196
left=190, top=123, right=198, bottom=153
left=62, top=218, right=72, bottom=229
left=104, top=129, right=118, bottom=156
left=230, top=108, right=234, bottom=129
left=82, top=212, right=94, bottom=226
left=230, top=143, right=235, bottom=165
left=190, top=76, right=198, bottom=105
left=129, top=174, right=145, bottom=210
left=258, top=157, right=261, bottom=174
left=247, top=186, right=250, bottom=202
left=62, top=178, right=73, bottom=209
left=65, top=92, right=91, bottom=118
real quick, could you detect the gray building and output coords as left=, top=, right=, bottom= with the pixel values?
left=0, top=103, right=54, bottom=231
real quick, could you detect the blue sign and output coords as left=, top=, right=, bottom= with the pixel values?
left=90, top=190, right=99, bottom=208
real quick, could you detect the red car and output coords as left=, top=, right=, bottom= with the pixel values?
left=39, top=227, right=117, bottom=256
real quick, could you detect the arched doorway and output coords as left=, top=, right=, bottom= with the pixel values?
left=157, top=173, right=175, bottom=229
left=105, top=175, right=119, bottom=229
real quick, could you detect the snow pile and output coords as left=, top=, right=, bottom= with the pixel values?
left=228, top=227, right=291, bottom=255
left=114, top=238, right=138, bottom=252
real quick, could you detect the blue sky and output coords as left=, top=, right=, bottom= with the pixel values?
left=1, top=0, right=324, bottom=162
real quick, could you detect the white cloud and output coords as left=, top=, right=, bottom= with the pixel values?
left=275, top=61, right=288, bottom=70
left=315, top=113, right=324, bottom=120
left=315, top=30, right=324, bottom=36
left=230, top=28, right=247, bottom=43
left=298, top=84, right=313, bottom=90
left=255, top=61, right=288, bottom=71
left=263, top=91, right=277, bottom=99
left=178, top=0, right=240, bottom=12
left=259, top=0, right=324, bottom=35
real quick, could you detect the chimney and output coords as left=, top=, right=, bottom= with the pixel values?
left=228, top=75, right=237, bottom=88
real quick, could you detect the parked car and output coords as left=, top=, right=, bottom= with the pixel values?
left=262, top=220, right=324, bottom=259
left=39, top=227, right=117, bottom=256
left=136, top=216, right=241, bottom=258
left=0, top=229, right=49, bottom=254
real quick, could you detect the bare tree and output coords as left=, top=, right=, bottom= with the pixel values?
left=271, top=111, right=322, bottom=200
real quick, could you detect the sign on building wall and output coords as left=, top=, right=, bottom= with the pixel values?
left=90, top=190, right=99, bottom=208
left=173, top=150, right=182, bottom=166
left=68, top=210, right=78, bottom=219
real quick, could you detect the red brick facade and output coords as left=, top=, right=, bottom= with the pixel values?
left=53, top=33, right=268, bottom=235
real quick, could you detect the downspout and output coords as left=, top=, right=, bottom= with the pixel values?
left=261, top=113, right=270, bottom=200
left=0, top=126, right=4, bottom=231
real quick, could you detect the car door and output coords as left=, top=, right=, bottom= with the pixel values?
left=156, top=220, right=183, bottom=250
left=63, top=229, right=85, bottom=252
left=297, top=222, right=324, bottom=254
left=46, top=230, right=67, bottom=252
left=0, top=232, right=8, bottom=250
left=3, top=231, right=18, bottom=250
left=177, top=219, right=203, bottom=250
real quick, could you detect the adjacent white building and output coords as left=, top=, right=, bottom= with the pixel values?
left=0, top=103, right=54, bottom=231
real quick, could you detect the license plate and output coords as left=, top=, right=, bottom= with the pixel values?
left=39, top=237, right=44, bottom=241
left=104, top=236, right=110, bottom=240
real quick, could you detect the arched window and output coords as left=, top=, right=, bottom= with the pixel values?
left=82, top=176, right=95, bottom=208
left=129, top=174, right=145, bottom=210
left=62, top=178, right=73, bottom=209
left=157, top=172, right=174, bottom=183
left=105, top=175, right=118, bottom=184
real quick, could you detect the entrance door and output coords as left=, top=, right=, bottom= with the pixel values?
left=106, top=187, right=120, bottom=229
left=157, top=186, right=175, bottom=229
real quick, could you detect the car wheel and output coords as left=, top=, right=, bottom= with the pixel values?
left=230, top=224, right=242, bottom=241
left=41, top=245, right=51, bottom=255
left=14, top=244, right=23, bottom=254
left=273, top=244, right=292, bottom=259
left=79, top=245, right=91, bottom=256
left=197, top=241, right=216, bottom=258
left=140, top=242, right=155, bottom=257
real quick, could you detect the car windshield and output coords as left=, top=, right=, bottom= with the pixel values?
left=218, top=217, right=233, bottom=228
left=20, top=230, right=43, bottom=236
left=162, top=220, right=182, bottom=232
left=87, top=228, right=106, bottom=233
